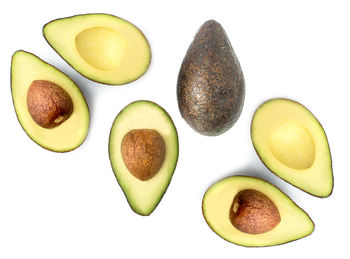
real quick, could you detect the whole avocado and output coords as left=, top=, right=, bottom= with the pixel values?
left=177, top=20, right=245, bottom=136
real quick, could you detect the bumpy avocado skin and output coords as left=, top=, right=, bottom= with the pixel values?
left=177, top=20, right=245, bottom=136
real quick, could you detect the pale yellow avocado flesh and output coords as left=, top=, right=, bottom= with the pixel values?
left=11, top=51, right=90, bottom=152
left=202, top=176, right=314, bottom=247
left=43, top=14, right=151, bottom=85
left=269, top=121, right=316, bottom=170
left=109, top=101, right=179, bottom=215
left=251, top=98, right=333, bottom=197
left=75, top=27, right=126, bottom=71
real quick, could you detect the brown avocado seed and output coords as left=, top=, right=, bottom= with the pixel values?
left=27, top=80, right=73, bottom=128
left=229, top=189, right=281, bottom=234
left=121, top=129, right=166, bottom=181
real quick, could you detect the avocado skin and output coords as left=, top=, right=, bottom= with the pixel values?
left=177, top=20, right=245, bottom=136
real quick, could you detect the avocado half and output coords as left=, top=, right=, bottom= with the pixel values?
left=251, top=98, right=333, bottom=197
left=11, top=50, right=90, bottom=152
left=43, top=13, right=151, bottom=85
left=108, top=101, right=179, bottom=215
left=202, top=175, right=314, bottom=247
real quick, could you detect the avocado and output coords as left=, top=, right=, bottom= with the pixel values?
left=202, top=175, right=314, bottom=247
left=251, top=98, right=333, bottom=197
left=43, top=13, right=151, bottom=85
left=108, top=101, right=179, bottom=215
left=11, top=50, right=90, bottom=152
left=177, top=20, right=245, bottom=136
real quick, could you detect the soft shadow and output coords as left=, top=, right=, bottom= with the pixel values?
left=51, top=64, right=98, bottom=147
left=205, top=147, right=292, bottom=197
left=53, top=65, right=99, bottom=139
left=68, top=72, right=95, bottom=113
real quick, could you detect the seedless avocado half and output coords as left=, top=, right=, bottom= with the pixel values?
left=43, top=13, right=151, bottom=85
left=11, top=50, right=90, bottom=152
left=109, top=101, right=179, bottom=216
left=202, top=176, right=314, bottom=247
left=251, top=98, right=333, bottom=197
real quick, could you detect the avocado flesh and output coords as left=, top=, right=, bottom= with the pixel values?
left=251, top=98, right=333, bottom=197
left=11, top=50, right=90, bottom=152
left=43, top=13, right=151, bottom=85
left=109, top=101, right=179, bottom=215
left=202, top=176, right=314, bottom=247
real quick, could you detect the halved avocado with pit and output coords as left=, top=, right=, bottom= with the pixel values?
left=43, top=13, right=151, bottom=85
left=202, top=175, right=314, bottom=247
left=251, top=98, right=333, bottom=197
left=11, top=50, right=90, bottom=152
left=108, top=101, right=179, bottom=215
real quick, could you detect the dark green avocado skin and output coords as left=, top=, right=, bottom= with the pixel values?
left=177, top=20, right=245, bottom=136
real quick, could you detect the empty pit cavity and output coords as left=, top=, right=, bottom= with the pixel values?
left=75, top=27, right=125, bottom=71
left=269, top=121, right=315, bottom=170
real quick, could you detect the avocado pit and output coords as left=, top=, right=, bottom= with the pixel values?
left=121, top=129, right=165, bottom=181
left=27, top=80, right=73, bottom=128
left=230, top=189, right=281, bottom=234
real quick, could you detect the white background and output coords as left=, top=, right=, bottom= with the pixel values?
left=1, top=0, right=349, bottom=258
